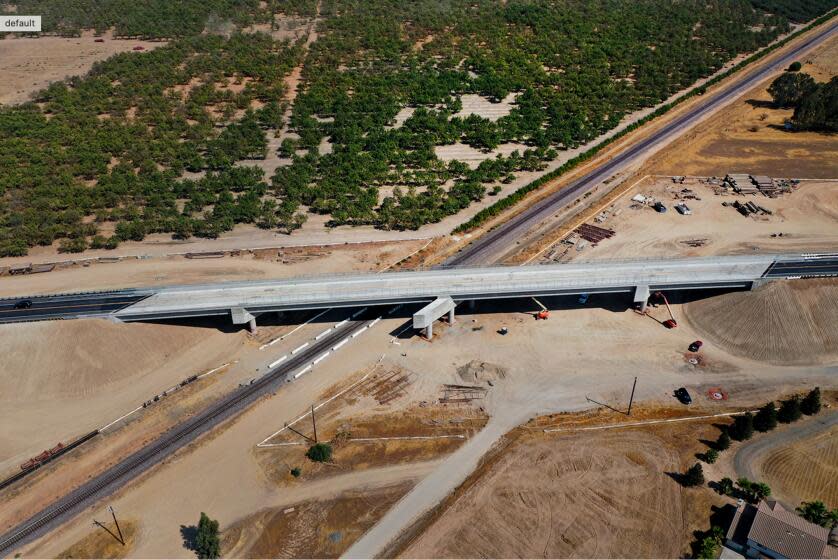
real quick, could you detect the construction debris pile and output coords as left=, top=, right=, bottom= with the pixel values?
left=574, top=223, right=616, bottom=246
left=353, top=368, right=414, bottom=405
left=440, top=384, right=488, bottom=405
left=723, top=200, right=773, bottom=217
left=721, top=173, right=797, bottom=197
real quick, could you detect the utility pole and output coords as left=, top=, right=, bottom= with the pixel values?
left=109, top=506, right=124, bottom=545
left=311, top=405, right=318, bottom=444
left=627, top=376, right=638, bottom=416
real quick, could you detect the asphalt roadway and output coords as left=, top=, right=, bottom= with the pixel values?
left=446, top=18, right=838, bottom=266
left=0, top=290, right=151, bottom=323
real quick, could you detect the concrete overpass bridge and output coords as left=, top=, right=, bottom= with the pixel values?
left=1, top=253, right=837, bottom=334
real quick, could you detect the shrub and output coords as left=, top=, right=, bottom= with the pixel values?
left=796, top=501, right=838, bottom=528
left=788, top=61, right=802, bottom=71
left=684, top=463, right=705, bottom=487
left=801, top=387, right=821, bottom=415
left=290, top=467, right=301, bottom=478
left=716, top=430, right=731, bottom=451
left=730, top=412, right=754, bottom=441
left=306, top=442, right=333, bottom=463
left=754, top=402, right=778, bottom=432
left=778, top=396, right=802, bottom=423
left=195, top=512, right=220, bottom=559
left=702, top=449, right=719, bottom=464
left=718, top=477, right=734, bottom=496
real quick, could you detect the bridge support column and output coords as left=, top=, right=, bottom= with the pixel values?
left=468, top=300, right=476, bottom=311
left=231, top=307, right=258, bottom=333
left=634, top=285, right=650, bottom=312
left=413, top=297, right=455, bottom=340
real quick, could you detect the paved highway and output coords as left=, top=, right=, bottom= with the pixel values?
left=0, top=312, right=374, bottom=556
left=446, top=19, right=838, bottom=266
left=0, top=291, right=151, bottom=323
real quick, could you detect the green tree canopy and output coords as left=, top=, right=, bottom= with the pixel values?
left=195, top=512, right=220, bottom=559
left=768, top=72, right=817, bottom=108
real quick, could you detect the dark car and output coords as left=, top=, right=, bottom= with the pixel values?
left=13, top=300, right=33, bottom=310
left=688, top=340, right=703, bottom=352
left=675, top=387, right=692, bottom=405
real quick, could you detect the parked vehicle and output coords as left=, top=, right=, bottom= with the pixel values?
left=674, top=387, right=692, bottom=405
left=654, top=201, right=667, bottom=213
left=13, top=299, right=32, bottom=309
left=688, top=340, right=703, bottom=352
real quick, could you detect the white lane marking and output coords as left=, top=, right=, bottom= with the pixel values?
left=369, top=317, right=381, bottom=327
left=99, top=362, right=233, bottom=432
left=259, top=309, right=329, bottom=350
left=269, top=355, right=288, bottom=368
left=315, top=328, right=332, bottom=340
left=335, top=319, right=349, bottom=328
left=291, top=342, right=309, bottom=354
left=332, top=339, right=348, bottom=350
left=312, top=352, right=330, bottom=365
left=542, top=409, right=759, bottom=433
left=257, top=371, right=374, bottom=446
left=351, top=328, right=366, bottom=338
left=294, top=365, right=312, bottom=379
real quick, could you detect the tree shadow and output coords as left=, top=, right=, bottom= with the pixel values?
left=665, top=471, right=687, bottom=486
left=180, top=524, right=198, bottom=552
left=744, top=98, right=775, bottom=109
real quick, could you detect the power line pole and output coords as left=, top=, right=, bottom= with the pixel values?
left=311, top=405, right=318, bottom=444
left=109, top=506, right=124, bottom=545
left=627, top=376, right=638, bottom=416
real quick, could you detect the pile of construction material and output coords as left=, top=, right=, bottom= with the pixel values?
left=575, top=223, right=616, bottom=245
left=725, top=173, right=759, bottom=194
left=723, top=200, right=773, bottom=217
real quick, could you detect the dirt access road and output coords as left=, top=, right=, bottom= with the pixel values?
left=734, top=410, right=838, bottom=505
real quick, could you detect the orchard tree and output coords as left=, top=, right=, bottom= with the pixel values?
left=801, top=387, right=822, bottom=416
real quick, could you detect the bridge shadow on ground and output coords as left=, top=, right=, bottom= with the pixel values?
left=136, top=286, right=747, bottom=334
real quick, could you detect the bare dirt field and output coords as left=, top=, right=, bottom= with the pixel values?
left=402, top=420, right=727, bottom=559
left=644, top=34, right=838, bottom=179
left=0, top=32, right=165, bottom=106
left=684, top=279, right=838, bottom=365
left=0, top=238, right=428, bottom=296
left=224, top=482, right=412, bottom=558
left=58, top=519, right=137, bottom=559
left=0, top=319, right=247, bottom=474
left=543, top=178, right=838, bottom=263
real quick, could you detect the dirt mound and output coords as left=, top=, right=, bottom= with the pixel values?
left=0, top=320, right=235, bottom=400
left=684, top=279, right=838, bottom=365
left=456, top=360, right=507, bottom=384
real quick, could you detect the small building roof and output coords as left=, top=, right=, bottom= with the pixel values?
left=729, top=500, right=830, bottom=559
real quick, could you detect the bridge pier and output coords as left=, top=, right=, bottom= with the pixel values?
left=231, top=307, right=258, bottom=334
left=634, top=285, right=650, bottom=312
left=413, top=297, right=456, bottom=340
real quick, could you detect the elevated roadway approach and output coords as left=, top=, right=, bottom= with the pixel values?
left=445, top=18, right=838, bottom=266
left=1, top=253, right=836, bottom=327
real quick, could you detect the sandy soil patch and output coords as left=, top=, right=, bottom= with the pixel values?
left=761, top=422, right=838, bottom=506
left=58, top=519, right=137, bottom=559
left=0, top=319, right=246, bottom=473
left=645, top=33, right=838, bottom=179
left=0, top=238, right=428, bottom=296
left=434, top=142, right=530, bottom=169
left=0, top=31, right=165, bottom=106
left=402, top=419, right=726, bottom=558
left=453, top=93, right=517, bottom=122
left=684, top=279, right=838, bottom=365
left=546, top=178, right=838, bottom=262
left=223, top=482, right=412, bottom=558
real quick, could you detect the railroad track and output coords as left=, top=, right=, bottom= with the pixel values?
left=0, top=315, right=370, bottom=555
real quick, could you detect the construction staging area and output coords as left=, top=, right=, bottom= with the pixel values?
left=1, top=14, right=837, bottom=560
